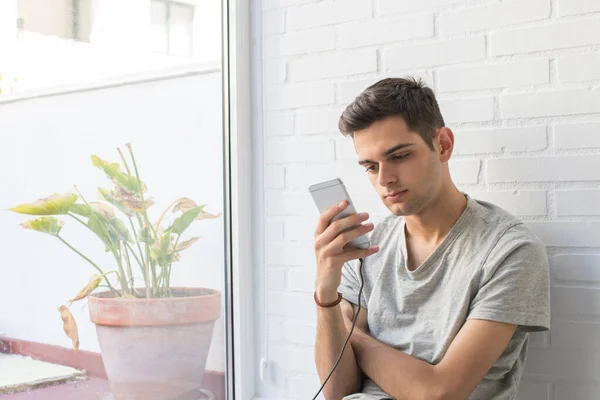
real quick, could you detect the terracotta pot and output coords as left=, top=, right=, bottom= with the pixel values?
left=89, top=287, right=221, bottom=400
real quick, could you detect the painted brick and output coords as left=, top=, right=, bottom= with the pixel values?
left=285, top=321, right=317, bottom=346
left=263, top=9, right=286, bottom=35
left=555, top=123, right=600, bottom=149
left=265, top=82, right=335, bottom=110
left=264, top=59, right=287, bottom=84
left=515, top=380, right=549, bottom=400
left=440, top=0, right=550, bottom=36
left=525, top=347, right=600, bottom=381
left=284, top=217, right=317, bottom=242
left=264, top=0, right=315, bottom=10
left=296, top=109, right=341, bottom=135
left=290, top=49, right=377, bottom=82
left=467, top=190, right=547, bottom=216
left=336, top=137, right=358, bottom=161
left=559, top=0, right=600, bottom=16
left=438, top=59, right=549, bottom=92
left=552, top=286, right=600, bottom=317
left=337, top=14, right=433, bottom=49
left=487, top=156, right=600, bottom=182
left=264, top=166, right=285, bottom=189
left=268, top=317, right=285, bottom=342
left=555, top=190, right=600, bottom=216
left=287, top=0, right=372, bottom=31
left=264, top=27, right=335, bottom=57
left=552, top=320, right=600, bottom=351
left=453, top=126, right=547, bottom=155
left=265, top=111, right=294, bottom=136
left=288, top=268, right=315, bottom=293
left=554, top=255, right=600, bottom=283
left=385, top=36, right=485, bottom=71
left=265, top=193, right=316, bottom=215
left=266, top=242, right=315, bottom=266
left=558, top=53, right=600, bottom=83
left=491, top=19, right=600, bottom=56
left=554, top=384, right=600, bottom=400
left=449, top=159, right=480, bottom=184
left=439, top=96, right=495, bottom=123
left=264, top=140, right=335, bottom=163
left=379, top=0, right=464, bottom=14
left=527, top=222, right=600, bottom=247
left=266, top=217, right=285, bottom=241
left=268, top=268, right=287, bottom=290
left=268, top=293, right=315, bottom=320
left=501, top=88, right=600, bottom=119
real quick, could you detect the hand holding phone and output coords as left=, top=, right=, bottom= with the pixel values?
left=309, top=177, right=371, bottom=250
left=309, top=178, right=379, bottom=301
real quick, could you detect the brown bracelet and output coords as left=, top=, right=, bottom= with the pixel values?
left=314, top=291, right=343, bottom=308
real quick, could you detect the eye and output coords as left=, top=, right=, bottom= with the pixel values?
left=393, top=153, right=409, bottom=160
left=364, top=165, right=378, bottom=174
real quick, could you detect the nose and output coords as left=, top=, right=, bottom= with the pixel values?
left=377, top=162, right=398, bottom=187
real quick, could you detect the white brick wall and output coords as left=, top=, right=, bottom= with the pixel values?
left=257, top=0, right=600, bottom=398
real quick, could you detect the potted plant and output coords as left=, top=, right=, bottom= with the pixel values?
left=8, top=143, right=222, bottom=400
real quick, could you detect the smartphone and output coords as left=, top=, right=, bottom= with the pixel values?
left=308, top=177, right=370, bottom=250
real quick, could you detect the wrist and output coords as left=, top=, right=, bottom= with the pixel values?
left=315, top=286, right=340, bottom=304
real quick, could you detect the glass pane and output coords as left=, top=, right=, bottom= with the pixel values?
left=1, top=0, right=221, bottom=94
left=168, top=3, right=194, bottom=57
left=0, top=1, right=229, bottom=399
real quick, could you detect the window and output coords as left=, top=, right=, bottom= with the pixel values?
left=151, top=0, right=195, bottom=57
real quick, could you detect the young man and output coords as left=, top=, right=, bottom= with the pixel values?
left=313, top=77, right=550, bottom=400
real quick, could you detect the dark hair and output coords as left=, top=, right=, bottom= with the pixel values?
left=338, top=77, right=445, bottom=150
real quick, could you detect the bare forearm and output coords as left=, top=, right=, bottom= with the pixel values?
left=351, top=329, right=442, bottom=400
left=315, top=305, right=362, bottom=400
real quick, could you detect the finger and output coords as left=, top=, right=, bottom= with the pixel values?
left=329, top=222, right=374, bottom=252
left=320, top=212, right=370, bottom=244
left=314, top=200, right=348, bottom=237
left=338, top=245, right=379, bottom=264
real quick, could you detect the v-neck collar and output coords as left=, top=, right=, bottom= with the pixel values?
left=399, top=194, right=475, bottom=280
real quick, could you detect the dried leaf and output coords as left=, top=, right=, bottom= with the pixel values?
left=10, top=193, right=78, bottom=215
left=176, top=236, right=200, bottom=251
left=68, top=275, right=102, bottom=306
left=58, top=306, right=79, bottom=351
left=21, top=217, right=64, bottom=236
left=98, top=188, right=136, bottom=217
left=196, top=211, right=222, bottom=220
left=172, top=198, right=198, bottom=214
left=121, top=197, right=154, bottom=214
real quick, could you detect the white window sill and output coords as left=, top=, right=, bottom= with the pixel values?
left=0, top=60, right=221, bottom=105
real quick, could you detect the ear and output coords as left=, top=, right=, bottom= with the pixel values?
left=436, top=127, right=454, bottom=162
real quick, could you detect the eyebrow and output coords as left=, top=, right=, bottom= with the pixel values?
left=358, top=143, right=414, bottom=165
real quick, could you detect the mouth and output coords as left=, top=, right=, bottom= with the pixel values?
left=385, top=190, right=408, bottom=200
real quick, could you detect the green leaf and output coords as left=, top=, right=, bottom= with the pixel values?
left=168, top=206, right=204, bottom=236
left=71, top=204, right=91, bottom=217
left=91, top=155, right=145, bottom=194
left=108, top=218, right=131, bottom=243
left=150, top=230, right=172, bottom=265
left=21, top=217, right=64, bottom=236
left=10, top=193, right=78, bottom=215
left=88, top=214, right=114, bottom=252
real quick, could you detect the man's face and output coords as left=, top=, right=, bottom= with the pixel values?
left=353, top=116, right=443, bottom=217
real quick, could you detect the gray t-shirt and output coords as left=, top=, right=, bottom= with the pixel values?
left=339, top=194, right=550, bottom=400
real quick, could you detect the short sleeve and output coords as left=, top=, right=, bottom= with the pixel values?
left=338, top=259, right=368, bottom=309
left=468, top=235, right=551, bottom=332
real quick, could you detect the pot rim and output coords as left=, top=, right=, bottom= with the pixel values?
left=90, top=287, right=221, bottom=302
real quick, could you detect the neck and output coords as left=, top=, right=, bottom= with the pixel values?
left=404, top=183, right=467, bottom=245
